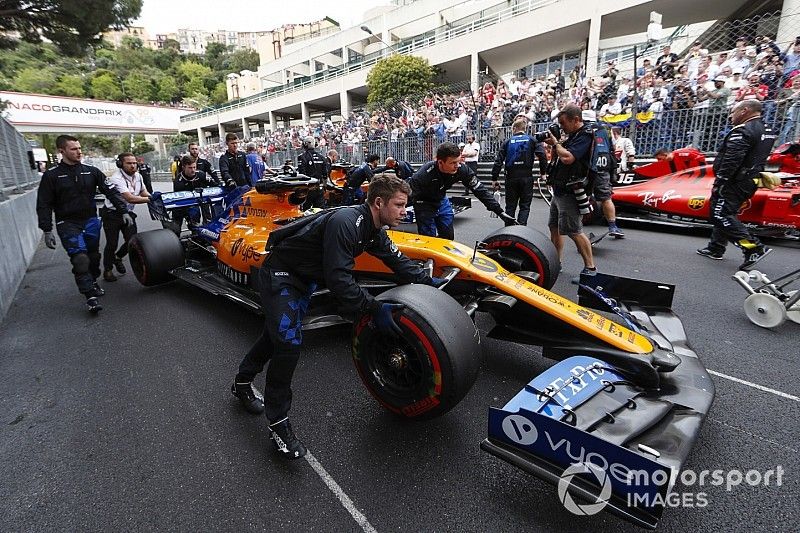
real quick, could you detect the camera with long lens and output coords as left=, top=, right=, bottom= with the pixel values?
left=533, top=122, right=562, bottom=142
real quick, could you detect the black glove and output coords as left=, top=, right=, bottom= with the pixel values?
left=149, top=191, right=162, bottom=203
left=497, top=211, right=519, bottom=226
left=225, top=179, right=236, bottom=188
left=43, top=231, right=57, bottom=249
left=370, top=303, right=405, bottom=337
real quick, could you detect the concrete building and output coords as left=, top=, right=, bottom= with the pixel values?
left=180, top=0, right=787, bottom=143
left=103, top=26, right=159, bottom=49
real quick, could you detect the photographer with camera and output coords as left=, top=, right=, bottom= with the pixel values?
left=490, top=119, right=548, bottom=225
left=543, top=104, right=597, bottom=278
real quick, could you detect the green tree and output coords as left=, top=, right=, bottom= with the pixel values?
left=156, top=76, right=180, bottom=103
left=205, top=42, right=227, bottom=66
left=76, top=134, right=119, bottom=156
left=210, top=81, right=228, bottom=104
left=132, top=140, right=155, bottom=155
left=14, top=66, right=59, bottom=93
left=120, top=35, right=143, bottom=50
left=224, top=49, right=260, bottom=74
left=0, top=0, right=143, bottom=55
left=184, top=78, right=207, bottom=97
left=54, top=74, right=86, bottom=97
left=91, top=73, right=123, bottom=101
left=366, top=55, right=435, bottom=107
left=162, top=38, right=181, bottom=51
left=122, top=71, right=154, bottom=103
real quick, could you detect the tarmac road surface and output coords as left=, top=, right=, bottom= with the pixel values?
left=1, top=193, right=798, bottom=531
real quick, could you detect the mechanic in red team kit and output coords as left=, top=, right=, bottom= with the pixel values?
left=36, top=135, right=131, bottom=313
left=696, top=100, right=777, bottom=269
left=231, top=175, right=444, bottom=460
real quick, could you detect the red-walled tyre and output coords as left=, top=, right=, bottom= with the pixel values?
left=481, top=225, right=560, bottom=289
left=128, top=229, right=185, bottom=286
left=352, top=284, right=481, bottom=420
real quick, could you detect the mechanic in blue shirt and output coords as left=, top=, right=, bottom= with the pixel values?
left=490, top=118, right=548, bottom=225
left=245, top=143, right=266, bottom=185
left=36, top=135, right=131, bottom=313
left=543, top=104, right=597, bottom=278
left=231, top=175, right=444, bottom=460
left=409, top=142, right=516, bottom=239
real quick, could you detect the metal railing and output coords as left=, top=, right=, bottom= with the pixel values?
left=189, top=98, right=800, bottom=170
left=0, top=116, right=39, bottom=200
left=181, top=0, right=558, bottom=122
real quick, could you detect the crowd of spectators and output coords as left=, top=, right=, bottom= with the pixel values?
left=188, top=34, right=800, bottom=166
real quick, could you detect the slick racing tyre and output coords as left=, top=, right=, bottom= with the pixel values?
left=481, top=225, right=560, bottom=289
left=352, top=284, right=481, bottom=420
left=128, top=229, right=185, bottom=286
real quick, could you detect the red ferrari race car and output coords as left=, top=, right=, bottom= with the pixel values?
left=610, top=164, right=800, bottom=240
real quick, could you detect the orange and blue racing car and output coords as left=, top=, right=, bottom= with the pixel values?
left=131, top=174, right=714, bottom=529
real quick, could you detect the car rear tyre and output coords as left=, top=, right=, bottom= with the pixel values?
left=481, top=225, right=560, bottom=289
left=352, top=284, right=481, bottom=420
left=128, top=229, right=185, bottom=286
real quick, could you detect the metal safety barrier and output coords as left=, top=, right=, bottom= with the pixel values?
left=0, top=116, right=38, bottom=201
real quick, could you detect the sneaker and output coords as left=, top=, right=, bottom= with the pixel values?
left=90, top=283, right=105, bottom=297
left=103, top=270, right=118, bottom=282
left=269, top=418, right=307, bottom=459
left=114, top=258, right=127, bottom=275
left=571, top=267, right=597, bottom=285
left=608, top=225, right=625, bottom=238
left=231, top=382, right=265, bottom=415
left=86, top=297, right=103, bottom=313
left=696, top=248, right=724, bottom=260
left=739, top=246, right=773, bottom=271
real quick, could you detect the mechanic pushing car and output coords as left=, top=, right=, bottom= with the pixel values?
left=36, top=135, right=131, bottom=313
left=297, top=136, right=327, bottom=210
left=409, top=141, right=517, bottom=239
left=231, top=175, right=444, bottom=460
left=696, top=99, right=777, bottom=269
left=342, top=153, right=382, bottom=205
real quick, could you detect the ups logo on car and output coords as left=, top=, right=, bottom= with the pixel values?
left=688, top=196, right=706, bottom=210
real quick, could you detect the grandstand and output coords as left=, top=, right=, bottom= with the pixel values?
left=174, top=0, right=800, bottom=168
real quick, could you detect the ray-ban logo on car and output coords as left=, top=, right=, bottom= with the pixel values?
left=688, top=196, right=706, bottom=210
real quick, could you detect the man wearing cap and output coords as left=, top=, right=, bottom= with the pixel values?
left=707, top=75, right=732, bottom=143
left=599, top=95, right=622, bottom=118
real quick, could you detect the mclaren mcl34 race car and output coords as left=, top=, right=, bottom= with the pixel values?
left=129, top=175, right=714, bottom=529
left=611, top=163, right=800, bottom=241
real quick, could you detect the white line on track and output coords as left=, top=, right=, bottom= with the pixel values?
left=708, top=369, right=800, bottom=402
left=304, top=451, right=378, bottom=533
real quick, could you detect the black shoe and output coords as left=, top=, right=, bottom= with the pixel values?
left=696, top=248, right=724, bottom=260
left=90, top=283, right=105, bottom=297
left=231, top=382, right=265, bottom=415
left=114, top=258, right=127, bottom=275
left=103, top=270, right=118, bottom=282
left=269, top=418, right=307, bottom=459
left=739, top=247, right=772, bottom=271
left=86, top=297, right=103, bottom=313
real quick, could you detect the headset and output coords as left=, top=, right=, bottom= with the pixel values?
left=116, top=154, right=124, bottom=168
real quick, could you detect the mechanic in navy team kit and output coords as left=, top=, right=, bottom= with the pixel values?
left=188, top=141, right=218, bottom=180
left=409, top=142, right=517, bottom=239
left=490, top=118, right=548, bottom=226
left=170, top=155, right=222, bottom=233
left=231, top=175, right=444, bottom=459
left=383, top=157, right=415, bottom=181
left=342, top=153, right=382, bottom=205
left=297, top=136, right=327, bottom=209
left=36, top=135, right=131, bottom=313
left=697, top=100, right=776, bottom=269
left=218, top=133, right=251, bottom=187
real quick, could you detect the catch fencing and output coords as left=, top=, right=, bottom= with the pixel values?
left=0, top=116, right=38, bottom=201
